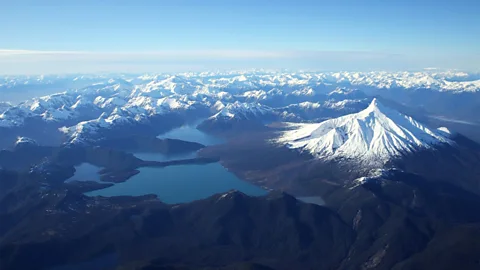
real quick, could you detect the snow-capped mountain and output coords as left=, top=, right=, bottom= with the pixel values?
left=327, top=88, right=367, bottom=101
left=277, top=98, right=453, bottom=166
left=59, top=108, right=147, bottom=144
left=0, top=102, right=11, bottom=114
left=278, top=98, right=370, bottom=122
left=209, top=101, right=274, bottom=121
left=0, top=106, right=34, bottom=127
left=14, top=136, right=38, bottom=147
left=197, top=102, right=277, bottom=134
left=319, top=71, right=480, bottom=92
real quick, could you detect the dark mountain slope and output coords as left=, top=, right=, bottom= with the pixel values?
left=2, top=168, right=480, bottom=269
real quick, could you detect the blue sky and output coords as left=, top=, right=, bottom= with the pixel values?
left=1, top=0, right=479, bottom=74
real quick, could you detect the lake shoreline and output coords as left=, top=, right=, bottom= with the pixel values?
left=140, top=156, right=220, bottom=167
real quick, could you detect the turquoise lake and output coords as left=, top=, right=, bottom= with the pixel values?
left=87, top=162, right=267, bottom=204
left=83, top=124, right=267, bottom=204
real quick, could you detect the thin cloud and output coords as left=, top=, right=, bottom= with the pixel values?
left=0, top=48, right=476, bottom=74
left=0, top=49, right=402, bottom=60
left=0, top=49, right=83, bottom=55
left=0, top=49, right=285, bottom=59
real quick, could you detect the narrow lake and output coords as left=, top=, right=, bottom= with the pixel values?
left=297, top=196, right=325, bottom=206
left=65, top=163, right=103, bottom=183
left=156, top=123, right=224, bottom=146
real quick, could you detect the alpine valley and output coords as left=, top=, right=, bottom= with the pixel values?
left=2, top=70, right=480, bottom=270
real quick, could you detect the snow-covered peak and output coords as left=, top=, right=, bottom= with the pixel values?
left=327, top=88, right=367, bottom=101
left=0, top=102, right=12, bottom=114
left=277, top=98, right=453, bottom=166
left=40, top=106, right=78, bottom=122
left=0, top=106, right=33, bottom=127
left=59, top=109, right=144, bottom=144
left=360, top=98, right=388, bottom=115
left=291, top=87, right=315, bottom=96
left=298, top=102, right=321, bottom=109
left=212, top=100, right=226, bottom=111
left=211, top=101, right=272, bottom=120
left=328, top=88, right=349, bottom=96
left=242, top=90, right=267, bottom=100
left=15, top=136, right=37, bottom=147
left=59, top=115, right=109, bottom=144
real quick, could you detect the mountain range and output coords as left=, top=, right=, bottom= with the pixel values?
left=1, top=70, right=480, bottom=269
left=1, top=70, right=480, bottom=148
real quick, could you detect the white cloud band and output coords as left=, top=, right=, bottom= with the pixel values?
left=0, top=49, right=477, bottom=74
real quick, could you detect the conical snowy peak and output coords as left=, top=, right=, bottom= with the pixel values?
left=363, top=98, right=385, bottom=112
left=277, top=98, right=453, bottom=165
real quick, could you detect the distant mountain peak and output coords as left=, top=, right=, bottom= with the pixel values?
left=15, top=136, right=37, bottom=147
left=277, top=98, right=453, bottom=166
left=210, top=102, right=272, bottom=120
